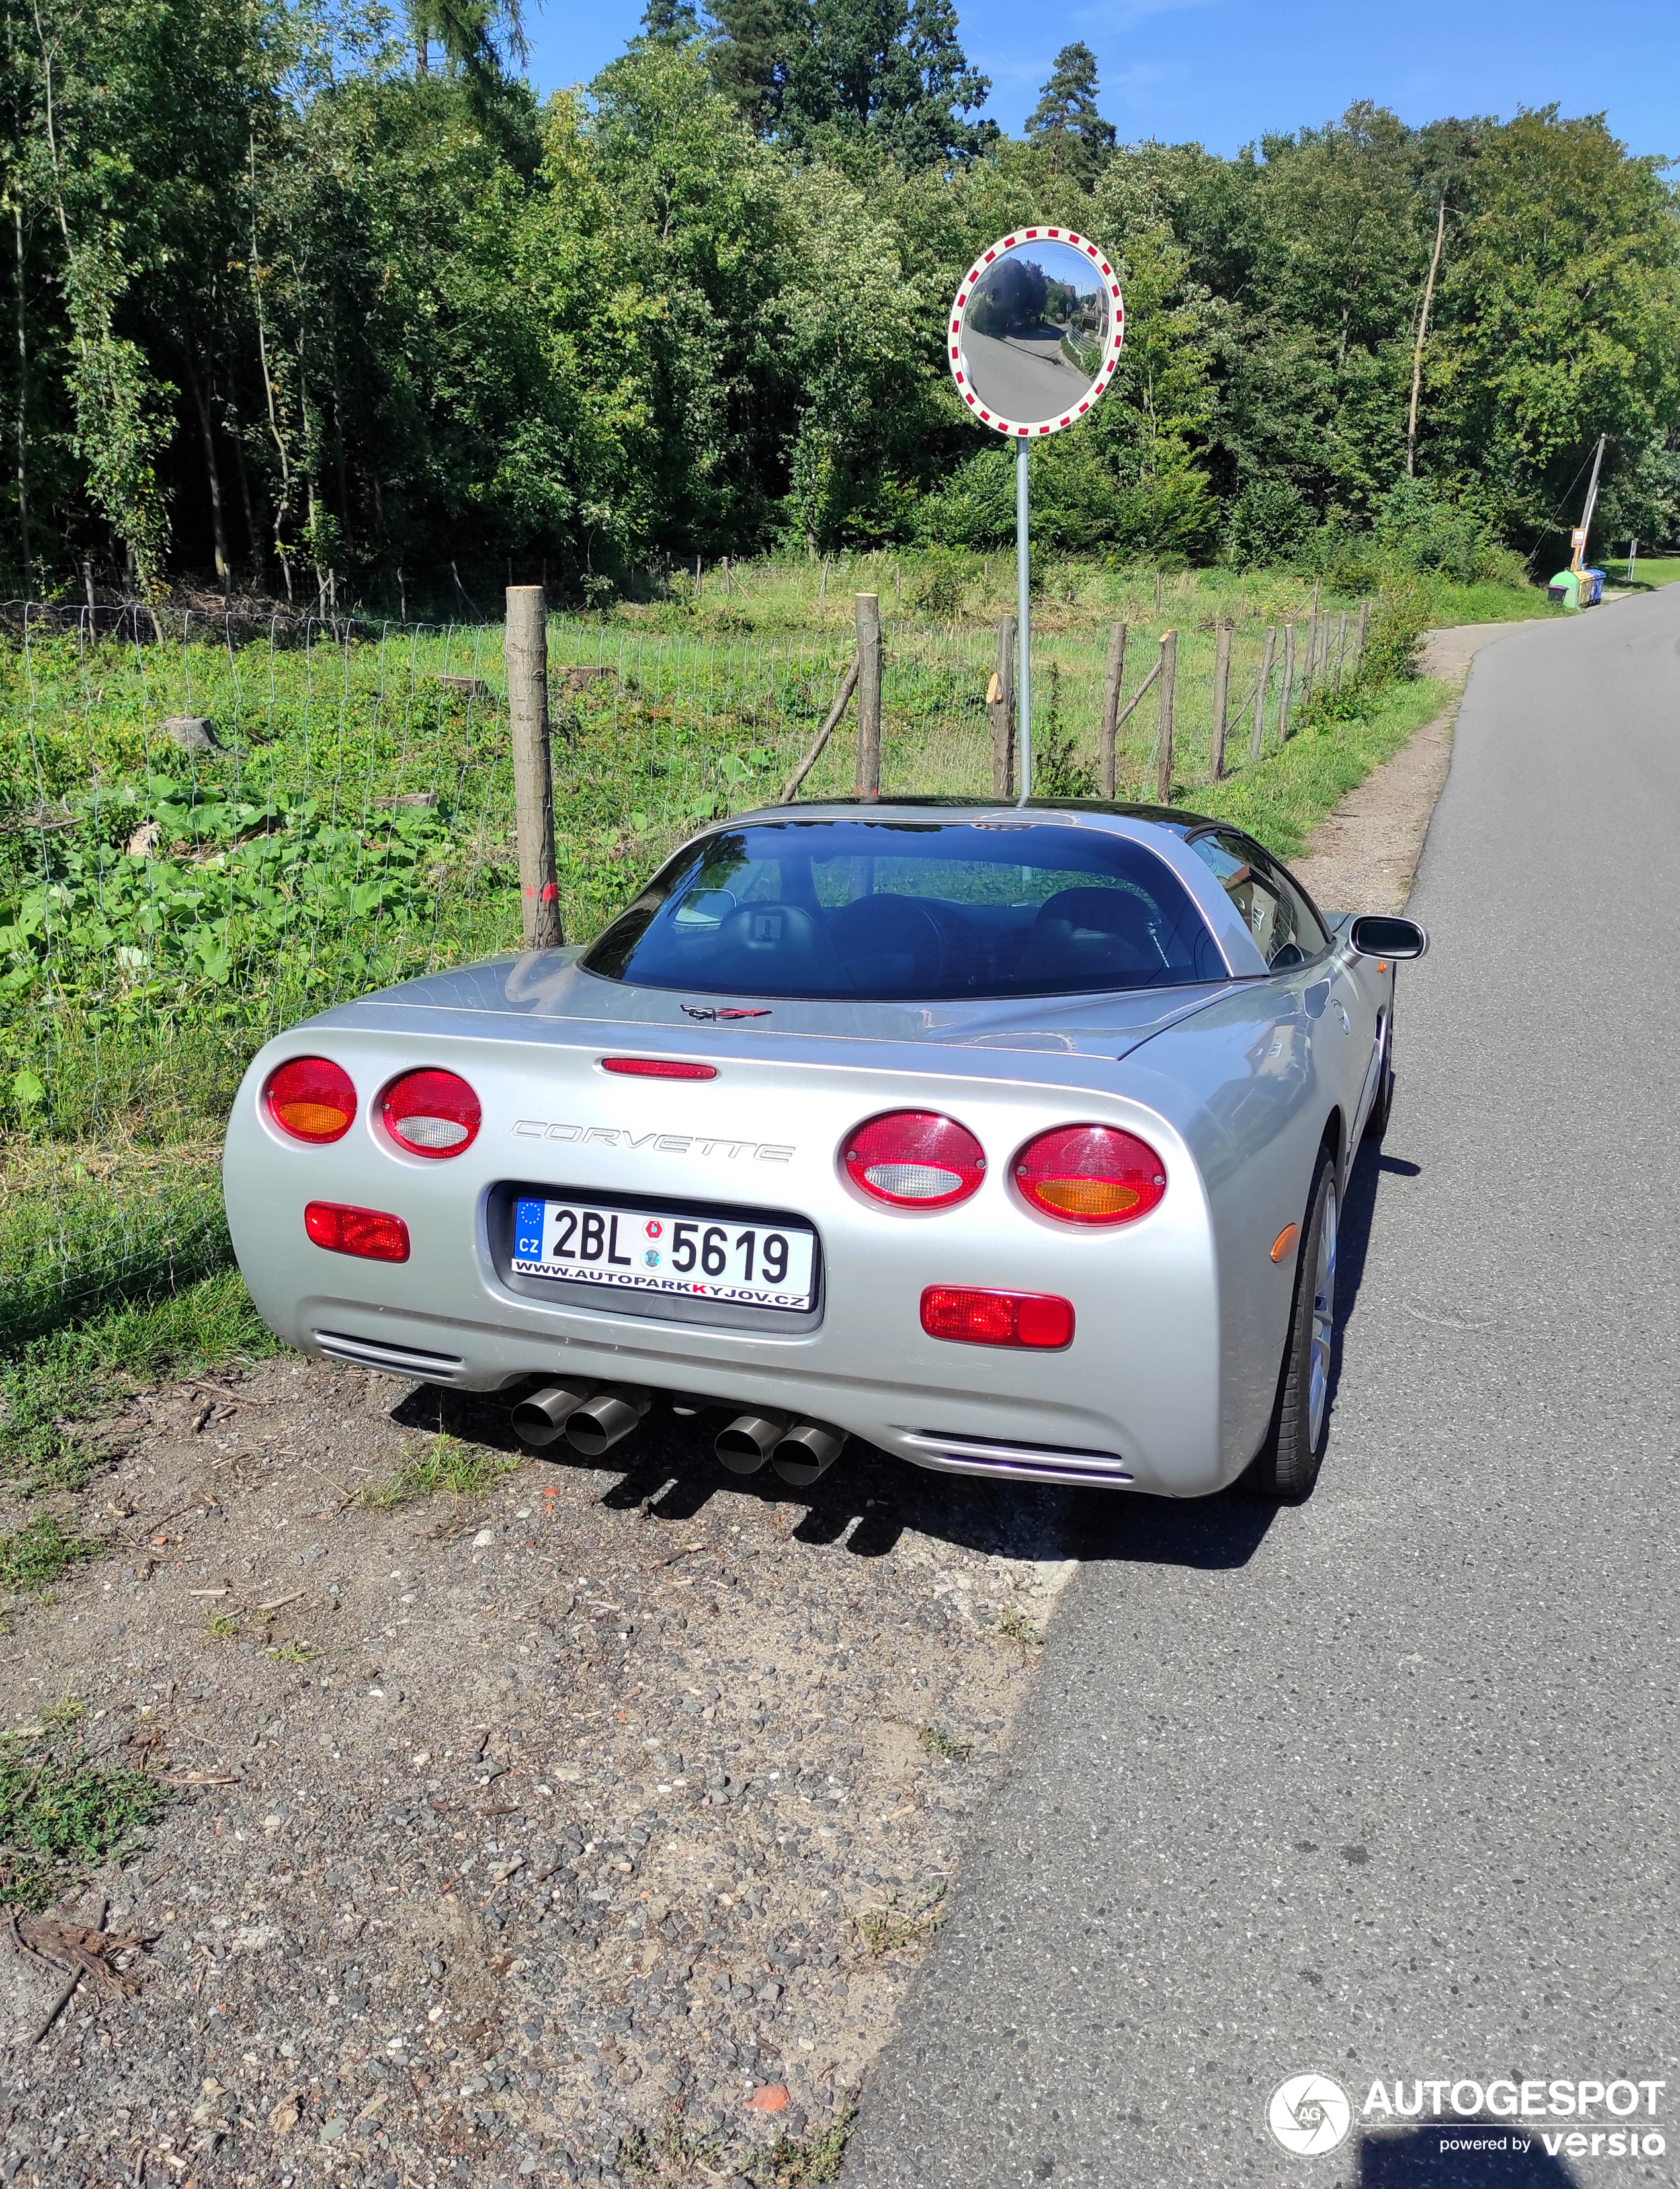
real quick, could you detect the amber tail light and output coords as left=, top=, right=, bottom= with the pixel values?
left=1013, top=1125, right=1166, bottom=1226
left=265, top=1057, right=357, bottom=1143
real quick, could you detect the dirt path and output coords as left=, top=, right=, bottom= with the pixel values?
left=1290, top=621, right=1544, bottom=913
left=0, top=1364, right=1077, bottom=2187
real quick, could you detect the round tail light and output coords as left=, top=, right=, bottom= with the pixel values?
left=843, top=1111, right=986, bottom=1209
left=265, top=1057, right=357, bottom=1143
left=381, top=1069, right=482, bottom=1158
left=1013, top=1124, right=1166, bottom=1225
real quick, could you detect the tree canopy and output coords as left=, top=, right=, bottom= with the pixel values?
left=0, top=0, right=1675, bottom=604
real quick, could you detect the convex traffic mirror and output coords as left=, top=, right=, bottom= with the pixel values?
left=949, top=229, right=1125, bottom=438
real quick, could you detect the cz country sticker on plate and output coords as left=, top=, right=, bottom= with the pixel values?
left=512, top=1198, right=816, bottom=1311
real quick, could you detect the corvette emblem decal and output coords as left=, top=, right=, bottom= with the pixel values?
left=680, top=1004, right=772, bottom=1022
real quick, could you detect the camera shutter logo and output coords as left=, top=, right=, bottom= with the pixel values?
left=1268, top=2073, right=1353, bottom=2155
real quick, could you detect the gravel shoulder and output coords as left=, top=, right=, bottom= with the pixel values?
left=1289, top=622, right=1544, bottom=915
left=0, top=1362, right=1078, bottom=2188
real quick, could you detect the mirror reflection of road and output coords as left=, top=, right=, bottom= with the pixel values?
left=844, top=583, right=1680, bottom=2186
left=964, top=325, right=1093, bottom=419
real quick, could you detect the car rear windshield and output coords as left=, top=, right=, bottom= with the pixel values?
left=581, top=818, right=1228, bottom=1001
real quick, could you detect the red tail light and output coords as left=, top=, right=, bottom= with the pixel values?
left=843, top=1112, right=985, bottom=1208
left=304, top=1202, right=410, bottom=1262
left=265, top=1057, right=357, bottom=1143
left=921, top=1287, right=1074, bottom=1348
left=380, top=1069, right=482, bottom=1158
left=1013, top=1125, right=1166, bottom=1225
left=601, top=1057, right=718, bottom=1081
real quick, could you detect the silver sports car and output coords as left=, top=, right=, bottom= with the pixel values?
left=222, top=800, right=1425, bottom=1503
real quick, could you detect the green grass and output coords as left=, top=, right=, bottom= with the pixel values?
left=754, top=2110, right=859, bottom=2188
left=1193, top=675, right=1454, bottom=864
left=0, top=1724, right=171, bottom=1911
left=358, top=1431, right=517, bottom=1510
left=0, top=1510, right=106, bottom=1594
left=1605, top=556, right=1680, bottom=590
left=917, top=1724, right=973, bottom=1763
left=0, top=1265, right=280, bottom=1495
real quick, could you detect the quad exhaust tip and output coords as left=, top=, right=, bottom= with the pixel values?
left=564, top=1385, right=651, bottom=1458
left=511, top=1382, right=593, bottom=1449
left=715, top=1412, right=848, bottom=1487
left=772, top=1419, right=847, bottom=1487
left=715, top=1413, right=788, bottom=1475
left=515, top=1385, right=845, bottom=1481
left=511, top=1380, right=650, bottom=1458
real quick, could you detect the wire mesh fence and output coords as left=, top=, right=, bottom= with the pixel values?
left=0, top=590, right=1361, bottom=1341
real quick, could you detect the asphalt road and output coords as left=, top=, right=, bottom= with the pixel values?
left=845, top=588, right=1680, bottom=2188
left=965, top=326, right=1095, bottom=421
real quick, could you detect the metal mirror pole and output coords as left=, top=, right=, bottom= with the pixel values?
left=1015, top=438, right=1031, bottom=804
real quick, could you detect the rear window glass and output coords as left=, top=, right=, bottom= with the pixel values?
left=582, top=819, right=1228, bottom=1001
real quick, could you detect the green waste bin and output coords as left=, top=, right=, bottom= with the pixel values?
left=1546, top=569, right=1581, bottom=608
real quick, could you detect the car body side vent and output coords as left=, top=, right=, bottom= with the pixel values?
left=900, top=1429, right=1132, bottom=1486
left=312, top=1330, right=466, bottom=1381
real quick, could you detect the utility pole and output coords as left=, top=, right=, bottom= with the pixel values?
left=1406, top=197, right=1449, bottom=478
left=1575, top=434, right=1608, bottom=569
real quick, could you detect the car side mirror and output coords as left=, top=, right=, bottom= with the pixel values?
left=1349, top=915, right=1428, bottom=960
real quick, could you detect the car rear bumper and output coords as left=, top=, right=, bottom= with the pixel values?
left=224, top=1025, right=1243, bottom=1498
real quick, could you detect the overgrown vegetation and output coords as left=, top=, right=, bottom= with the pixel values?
left=0, top=1267, right=280, bottom=1494
left=0, top=1721, right=169, bottom=1911
left=1, top=3, right=1673, bottom=603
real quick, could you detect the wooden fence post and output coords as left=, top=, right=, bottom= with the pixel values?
left=1333, top=610, right=1349, bottom=688
left=989, top=612, right=1017, bottom=798
left=1099, top=622, right=1127, bottom=798
left=506, top=585, right=562, bottom=951
left=1153, top=630, right=1177, bottom=805
left=1277, top=620, right=1296, bottom=741
left=853, top=592, right=883, bottom=798
left=1249, top=627, right=1275, bottom=764
left=1353, top=597, right=1370, bottom=673
left=1208, top=619, right=1233, bottom=781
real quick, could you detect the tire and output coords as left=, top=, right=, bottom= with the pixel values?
left=1363, top=1006, right=1395, bottom=1142
left=1249, top=1148, right=1339, bottom=1503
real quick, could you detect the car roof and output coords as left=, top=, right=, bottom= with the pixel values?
left=739, top=796, right=1222, bottom=835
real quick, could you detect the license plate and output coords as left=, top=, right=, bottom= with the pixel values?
left=511, top=1198, right=816, bottom=1311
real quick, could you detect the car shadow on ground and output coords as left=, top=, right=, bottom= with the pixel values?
left=384, top=1118, right=1423, bottom=1582
left=1359, top=2122, right=1579, bottom=2184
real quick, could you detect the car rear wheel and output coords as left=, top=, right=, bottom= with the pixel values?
left=1249, top=1147, right=1338, bottom=1503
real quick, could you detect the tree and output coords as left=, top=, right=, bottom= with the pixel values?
left=1025, top=43, right=1114, bottom=189
left=710, top=0, right=995, bottom=169
left=639, top=0, right=703, bottom=42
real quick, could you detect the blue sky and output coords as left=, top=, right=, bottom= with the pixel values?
left=528, top=0, right=1678, bottom=159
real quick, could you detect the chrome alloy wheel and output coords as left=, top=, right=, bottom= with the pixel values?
left=1306, top=1179, right=1339, bottom=1449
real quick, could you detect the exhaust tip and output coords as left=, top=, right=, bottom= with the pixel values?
left=511, top=1382, right=592, bottom=1449
left=564, top=1384, right=651, bottom=1459
left=715, top=1413, right=788, bottom=1475
left=772, top=1420, right=848, bottom=1487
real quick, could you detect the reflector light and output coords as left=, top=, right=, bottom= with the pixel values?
left=843, top=1112, right=986, bottom=1209
left=380, top=1069, right=482, bottom=1159
left=265, top=1057, right=356, bottom=1143
left=304, top=1201, right=410, bottom=1262
left=1013, top=1125, right=1167, bottom=1226
left=921, top=1287, right=1074, bottom=1349
left=601, top=1057, right=718, bottom=1081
